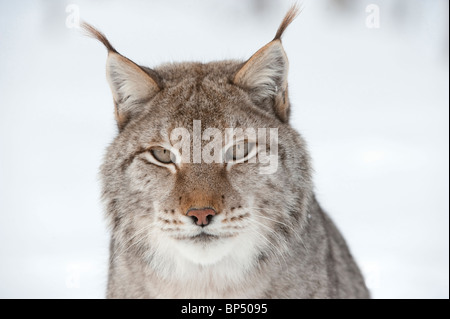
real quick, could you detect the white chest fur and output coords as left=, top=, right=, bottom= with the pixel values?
left=146, top=232, right=265, bottom=298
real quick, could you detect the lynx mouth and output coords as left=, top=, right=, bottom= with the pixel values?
left=191, top=232, right=219, bottom=241
left=175, top=232, right=234, bottom=243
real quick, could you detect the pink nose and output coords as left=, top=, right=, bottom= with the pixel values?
left=186, top=208, right=216, bottom=226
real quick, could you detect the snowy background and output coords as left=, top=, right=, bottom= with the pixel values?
left=0, top=0, right=448, bottom=299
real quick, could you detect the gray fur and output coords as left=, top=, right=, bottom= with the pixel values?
left=86, top=6, right=369, bottom=299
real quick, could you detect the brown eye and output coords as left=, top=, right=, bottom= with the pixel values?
left=150, top=147, right=174, bottom=164
left=225, top=141, right=256, bottom=162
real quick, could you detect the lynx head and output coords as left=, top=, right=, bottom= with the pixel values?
left=86, top=6, right=313, bottom=271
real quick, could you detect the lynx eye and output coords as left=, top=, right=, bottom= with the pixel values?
left=224, top=140, right=256, bottom=163
left=150, top=147, right=174, bottom=164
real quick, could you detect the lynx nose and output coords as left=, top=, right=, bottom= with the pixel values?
left=186, top=208, right=216, bottom=227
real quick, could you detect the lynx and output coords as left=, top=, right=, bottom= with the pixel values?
left=84, top=6, right=369, bottom=298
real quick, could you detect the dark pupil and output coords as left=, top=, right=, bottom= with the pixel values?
left=233, top=142, right=249, bottom=160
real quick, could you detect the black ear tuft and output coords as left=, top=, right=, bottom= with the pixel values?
left=273, top=4, right=301, bottom=41
left=81, top=22, right=117, bottom=53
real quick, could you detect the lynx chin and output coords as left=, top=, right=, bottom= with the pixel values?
left=83, top=5, right=369, bottom=299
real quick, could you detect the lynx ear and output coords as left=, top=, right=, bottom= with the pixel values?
left=106, top=53, right=160, bottom=128
left=234, top=41, right=290, bottom=122
left=82, top=22, right=161, bottom=130
left=233, top=5, right=299, bottom=122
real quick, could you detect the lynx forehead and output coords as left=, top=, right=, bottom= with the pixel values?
left=84, top=5, right=369, bottom=299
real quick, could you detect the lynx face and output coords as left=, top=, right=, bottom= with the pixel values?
left=89, top=7, right=312, bottom=270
